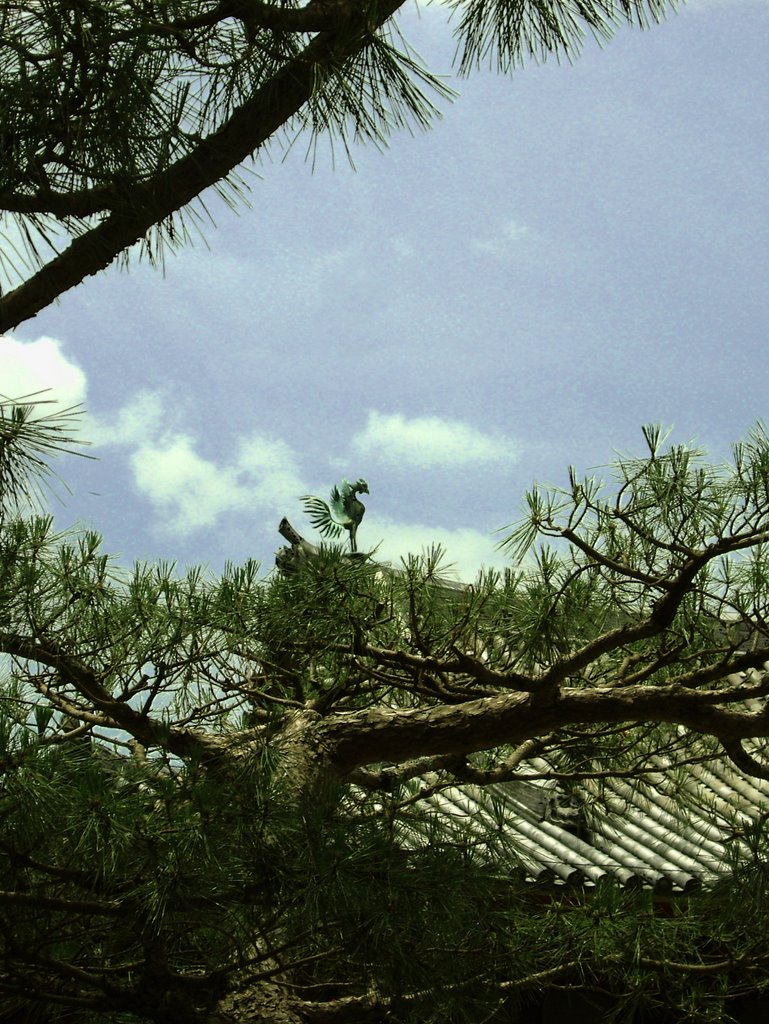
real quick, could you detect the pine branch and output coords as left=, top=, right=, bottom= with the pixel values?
left=323, top=675, right=769, bottom=777
left=153, top=0, right=364, bottom=36
left=0, top=0, right=408, bottom=331
left=0, top=630, right=231, bottom=765
left=0, top=889, right=120, bottom=916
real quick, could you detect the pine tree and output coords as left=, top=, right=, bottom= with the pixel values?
left=3, top=398, right=769, bottom=1022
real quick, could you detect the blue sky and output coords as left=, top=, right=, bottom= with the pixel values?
left=2, top=0, right=769, bottom=580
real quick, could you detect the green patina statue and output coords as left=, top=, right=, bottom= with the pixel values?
left=276, top=479, right=370, bottom=573
left=301, top=478, right=369, bottom=552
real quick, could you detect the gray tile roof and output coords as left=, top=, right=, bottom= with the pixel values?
left=406, top=752, right=769, bottom=893
left=276, top=549, right=769, bottom=893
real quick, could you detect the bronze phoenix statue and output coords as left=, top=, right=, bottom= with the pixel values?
left=300, top=478, right=369, bottom=552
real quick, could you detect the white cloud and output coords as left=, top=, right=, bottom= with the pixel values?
left=85, top=393, right=517, bottom=559
left=352, top=411, right=519, bottom=469
left=0, top=335, right=87, bottom=410
left=99, top=392, right=307, bottom=535
left=363, top=515, right=509, bottom=581
left=388, top=236, right=417, bottom=259
left=470, top=219, right=529, bottom=257
left=236, top=435, right=307, bottom=512
left=131, top=434, right=307, bottom=535
left=131, top=435, right=242, bottom=533
left=87, top=390, right=168, bottom=447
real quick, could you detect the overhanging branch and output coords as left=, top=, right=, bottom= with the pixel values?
left=0, top=631, right=229, bottom=764
left=324, top=680, right=769, bottom=777
left=0, top=0, right=407, bottom=332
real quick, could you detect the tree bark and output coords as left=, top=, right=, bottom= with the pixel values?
left=321, top=677, right=769, bottom=778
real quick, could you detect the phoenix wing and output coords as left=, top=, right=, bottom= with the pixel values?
left=300, top=493, right=345, bottom=539
left=329, top=483, right=355, bottom=526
